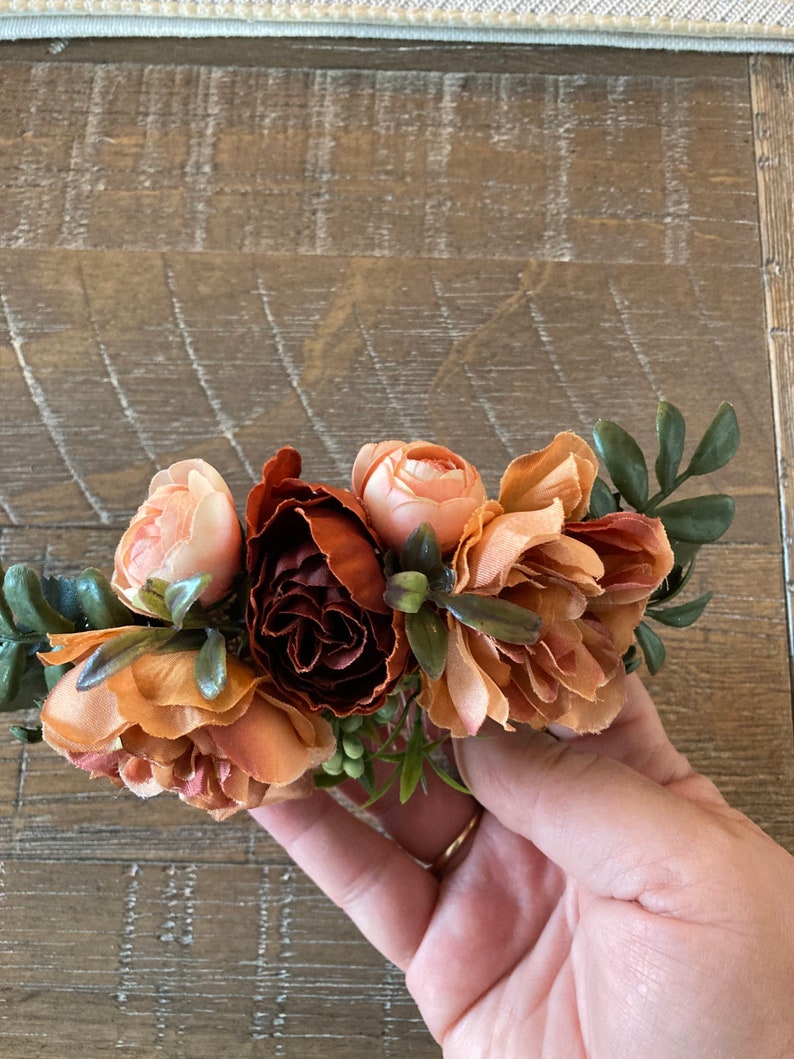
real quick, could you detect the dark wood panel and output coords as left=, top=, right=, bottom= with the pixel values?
left=2, top=858, right=433, bottom=1058
left=0, top=38, right=750, bottom=77
left=0, top=251, right=775, bottom=541
left=0, top=56, right=757, bottom=265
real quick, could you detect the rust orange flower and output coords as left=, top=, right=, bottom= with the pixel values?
left=246, top=447, right=408, bottom=717
left=419, top=433, right=674, bottom=737
left=40, top=629, right=336, bottom=819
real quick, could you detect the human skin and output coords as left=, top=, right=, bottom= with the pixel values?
left=250, top=676, right=794, bottom=1058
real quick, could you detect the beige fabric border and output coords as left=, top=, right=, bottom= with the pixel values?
left=3, top=0, right=794, bottom=45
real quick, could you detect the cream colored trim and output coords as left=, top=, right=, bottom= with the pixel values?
left=3, top=0, right=794, bottom=42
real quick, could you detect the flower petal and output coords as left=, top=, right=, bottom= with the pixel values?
left=110, top=652, right=260, bottom=738
left=207, top=690, right=335, bottom=787
left=499, top=432, right=598, bottom=520
left=41, top=661, right=129, bottom=752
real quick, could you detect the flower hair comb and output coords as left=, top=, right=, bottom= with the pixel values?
left=1, top=402, right=738, bottom=818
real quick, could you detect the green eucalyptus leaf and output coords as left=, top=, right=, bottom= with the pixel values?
left=635, top=621, right=666, bottom=675
left=358, top=757, right=376, bottom=797
left=657, top=495, right=735, bottom=544
left=686, top=403, right=740, bottom=477
left=0, top=564, right=19, bottom=638
left=588, top=477, right=619, bottom=518
left=650, top=559, right=697, bottom=606
left=427, top=755, right=471, bottom=795
left=401, top=522, right=444, bottom=578
left=655, top=401, right=686, bottom=492
left=439, top=592, right=542, bottom=646
left=3, top=565, right=74, bottom=635
left=0, top=663, right=47, bottom=714
left=41, top=576, right=82, bottom=627
left=646, top=591, right=713, bottom=628
left=430, top=566, right=456, bottom=593
left=43, top=661, right=71, bottom=691
left=164, top=574, right=212, bottom=630
left=399, top=720, right=426, bottom=804
left=381, top=549, right=399, bottom=580
left=355, top=765, right=401, bottom=810
left=0, top=640, right=27, bottom=707
left=156, top=629, right=209, bottom=654
left=592, top=420, right=649, bottom=511
left=671, top=539, right=701, bottom=570
left=193, top=628, right=227, bottom=700
left=9, top=724, right=43, bottom=744
left=76, top=568, right=132, bottom=629
left=406, top=606, right=449, bottom=681
left=622, top=644, right=642, bottom=675
left=133, top=580, right=173, bottom=622
left=76, top=627, right=176, bottom=691
left=384, top=571, right=429, bottom=614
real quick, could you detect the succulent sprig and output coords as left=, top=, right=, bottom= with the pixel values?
left=315, top=676, right=470, bottom=805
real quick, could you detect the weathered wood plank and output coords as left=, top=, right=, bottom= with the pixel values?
left=1, top=858, right=431, bottom=1058
left=750, top=54, right=794, bottom=671
left=0, top=58, right=757, bottom=265
left=0, top=38, right=751, bottom=78
left=0, top=252, right=776, bottom=540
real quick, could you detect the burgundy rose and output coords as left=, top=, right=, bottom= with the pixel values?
left=245, top=448, right=408, bottom=717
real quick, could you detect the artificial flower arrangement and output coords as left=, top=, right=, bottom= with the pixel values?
left=0, top=402, right=738, bottom=818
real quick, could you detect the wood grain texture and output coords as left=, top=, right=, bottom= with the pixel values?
left=751, top=54, right=794, bottom=670
left=0, top=41, right=791, bottom=1058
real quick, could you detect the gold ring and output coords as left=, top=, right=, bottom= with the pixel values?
left=429, top=805, right=484, bottom=877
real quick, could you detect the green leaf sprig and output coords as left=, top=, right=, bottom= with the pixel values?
left=1, top=563, right=238, bottom=744
left=0, top=563, right=137, bottom=739
left=77, top=573, right=234, bottom=701
left=384, top=522, right=541, bottom=681
left=592, top=401, right=739, bottom=674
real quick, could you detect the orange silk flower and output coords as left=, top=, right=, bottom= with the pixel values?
left=40, top=629, right=336, bottom=819
left=419, top=433, right=674, bottom=737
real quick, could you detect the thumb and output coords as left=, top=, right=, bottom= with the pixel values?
left=456, top=724, right=726, bottom=904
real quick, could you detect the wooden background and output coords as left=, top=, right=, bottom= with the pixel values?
left=1, top=38, right=793, bottom=1057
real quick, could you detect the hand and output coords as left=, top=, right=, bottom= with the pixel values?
left=250, top=676, right=794, bottom=1058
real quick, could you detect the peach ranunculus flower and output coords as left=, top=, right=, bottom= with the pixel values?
left=419, top=432, right=674, bottom=738
left=352, top=440, right=488, bottom=556
left=112, top=459, right=243, bottom=614
left=39, top=629, right=336, bottom=820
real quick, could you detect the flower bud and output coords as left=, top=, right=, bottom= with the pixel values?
left=352, top=441, right=487, bottom=555
left=112, top=460, right=242, bottom=615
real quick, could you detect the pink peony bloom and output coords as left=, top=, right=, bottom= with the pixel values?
left=112, top=459, right=242, bottom=613
left=352, top=440, right=487, bottom=555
